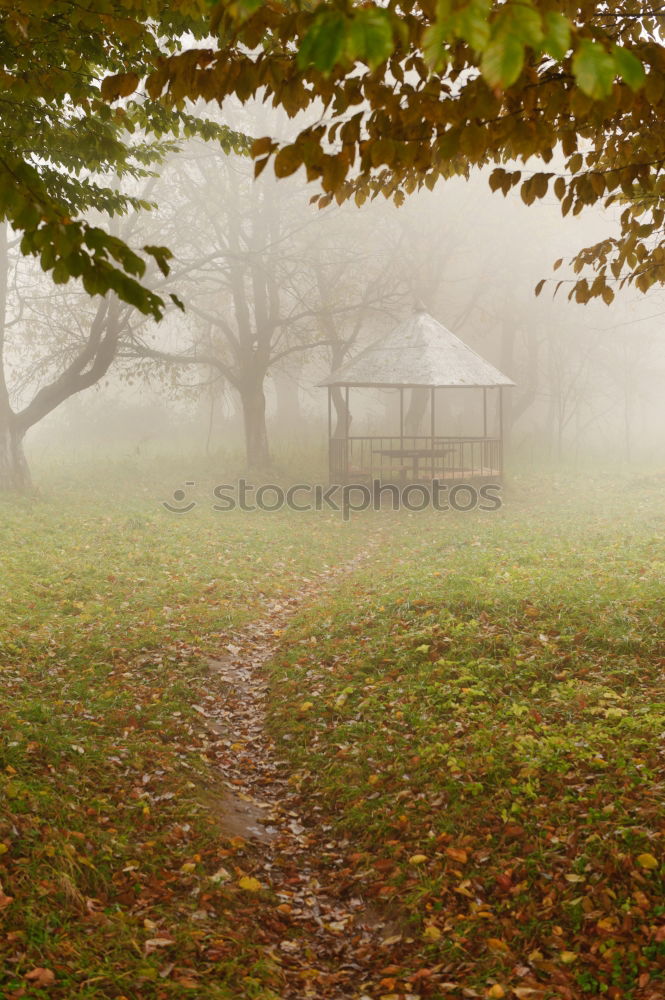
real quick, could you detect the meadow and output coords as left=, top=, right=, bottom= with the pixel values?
left=0, top=458, right=663, bottom=999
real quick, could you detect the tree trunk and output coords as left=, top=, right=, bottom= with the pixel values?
left=0, top=415, right=31, bottom=492
left=239, top=379, right=270, bottom=471
left=331, top=386, right=351, bottom=438
left=405, top=387, right=429, bottom=435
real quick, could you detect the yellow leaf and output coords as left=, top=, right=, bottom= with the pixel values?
left=637, top=853, right=659, bottom=870
left=409, top=854, right=428, bottom=865
left=368, top=774, right=380, bottom=785
left=486, top=937, right=510, bottom=952
left=560, top=951, right=578, bottom=964
left=0, top=844, right=8, bottom=855
left=298, top=701, right=314, bottom=713
left=423, top=924, right=442, bottom=941
left=238, top=876, right=262, bottom=892
left=180, top=862, right=196, bottom=874
left=487, top=986, right=505, bottom=999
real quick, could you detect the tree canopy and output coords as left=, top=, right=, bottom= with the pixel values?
left=5, top=1, right=665, bottom=310
left=0, top=0, right=245, bottom=318
left=138, top=0, right=665, bottom=306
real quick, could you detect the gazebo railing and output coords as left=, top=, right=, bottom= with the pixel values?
left=330, top=435, right=502, bottom=483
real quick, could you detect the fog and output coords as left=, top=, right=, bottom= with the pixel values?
left=5, top=91, right=665, bottom=1000
left=6, top=104, right=665, bottom=479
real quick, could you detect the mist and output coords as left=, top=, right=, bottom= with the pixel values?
left=2, top=91, right=665, bottom=1000
left=5, top=110, right=661, bottom=481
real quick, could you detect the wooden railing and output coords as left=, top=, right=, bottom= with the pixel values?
left=329, top=435, right=502, bottom=483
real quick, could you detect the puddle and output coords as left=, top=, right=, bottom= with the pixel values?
left=197, top=784, right=276, bottom=843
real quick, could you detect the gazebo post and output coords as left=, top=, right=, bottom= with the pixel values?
left=345, top=385, right=350, bottom=483
left=399, top=387, right=404, bottom=448
left=483, top=387, right=487, bottom=438
left=498, top=386, right=504, bottom=475
left=327, top=386, right=332, bottom=482
left=430, top=386, right=436, bottom=480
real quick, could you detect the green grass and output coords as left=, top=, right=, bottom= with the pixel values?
left=267, top=470, right=665, bottom=998
left=3, top=458, right=665, bottom=998
left=0, top=457, right=367, bottom=999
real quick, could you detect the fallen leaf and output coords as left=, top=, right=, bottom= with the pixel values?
left=423, top=924, right=442, bottom=941
left=144, top=937, right=175, bottom=955
left=637, top=853, right=659, bottom=870
left=25, top=968, right=55, bottom=987
left=238, top=876, right=262, bottom=892
left=210, top=866, right=232, bottom=883
left=409, top=854, right=428, bottom=865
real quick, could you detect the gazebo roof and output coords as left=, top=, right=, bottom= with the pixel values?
left=320, top=309, right=515, bottom=389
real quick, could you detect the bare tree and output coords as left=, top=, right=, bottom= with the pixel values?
left=126, top=148, right=403, bottom=469
left=0, top=223, right=132, bottom=491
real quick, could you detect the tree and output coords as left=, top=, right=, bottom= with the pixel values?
left=137, top=1, right=665, bottom=306
left=0, top=0, right=244, bottom=314
left=122, top=145, right=400, bottom=470
left=9, top=3, right=665, bottom=311
left=0, top=221, right=137, bottom=490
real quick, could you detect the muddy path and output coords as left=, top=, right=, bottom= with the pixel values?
left=191, top=538, right=412, bottom=999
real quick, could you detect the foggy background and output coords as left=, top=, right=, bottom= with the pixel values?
left=7, top=104, right=665, bottom=476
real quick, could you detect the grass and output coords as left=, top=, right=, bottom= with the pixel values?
left=2, top=457, right=665, bottom=998
left=0, top=456, right=367, bottom=999
left=267, top=469, right=665, bottom=998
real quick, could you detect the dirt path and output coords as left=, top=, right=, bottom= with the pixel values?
left=192, top=537, right=408, bottom=999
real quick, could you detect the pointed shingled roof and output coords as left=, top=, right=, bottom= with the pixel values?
left=320, top=309, right=515, bottom=389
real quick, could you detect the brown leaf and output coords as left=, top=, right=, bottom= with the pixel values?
left=100, top=72, right=140, bottom=102
left=25, top=968, right=55, bottom=987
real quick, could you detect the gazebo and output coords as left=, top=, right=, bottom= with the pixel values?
left=321, top=308, right=515, bottom=485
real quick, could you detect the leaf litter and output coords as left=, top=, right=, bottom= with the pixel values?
left=188, top=537, right=412, bottom=998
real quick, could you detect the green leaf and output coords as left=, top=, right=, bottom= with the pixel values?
left=456, top=0, right=491, bottom=52
left=481, top=33, right=525, bottom=89
left=612, top=45, right=646, bottom=91
left=573, top=40, right=615, bottom=100
left=510, top=3, right=543, bottom=47
left=422, top=21, right=450, bottom=71
left=542, top=11, right=571, bottom=60
left=347, top=10, right=394, bottom=69
left=297, top=11, right=347, bottom=74
left=144, top=244, right=173, bottom=278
